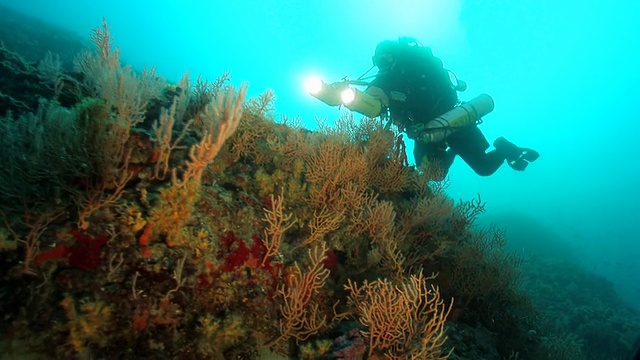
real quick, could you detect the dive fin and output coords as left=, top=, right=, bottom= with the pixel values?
left=507, top=148, right=540, bottom=171
left=494, top=137, right=539, bottom=172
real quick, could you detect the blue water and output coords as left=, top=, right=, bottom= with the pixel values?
left=2, top=0, right=638, bottom=310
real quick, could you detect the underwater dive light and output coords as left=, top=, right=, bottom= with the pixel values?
left=341, top=87, right=382, bottom=118
left=419, top=93, right=495, bottom=143
left=305, top=77, right=324, bottom=95
left=306, top=77, right=382, bottom=117
left=306, top=78, right=348, bottom=106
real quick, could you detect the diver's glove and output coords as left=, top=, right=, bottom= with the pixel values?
left=494, top=137, right=540, bottom=171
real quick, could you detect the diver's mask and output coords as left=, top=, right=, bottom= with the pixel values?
left=372, top=53, right=395, bottom=71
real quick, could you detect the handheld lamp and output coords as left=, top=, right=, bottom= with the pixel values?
left=306, top=78, right=347, bottom=106
left=341, top=88, right=382, bottom=118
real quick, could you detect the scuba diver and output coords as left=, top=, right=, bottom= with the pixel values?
left=363, top=38, right=539, bottom=180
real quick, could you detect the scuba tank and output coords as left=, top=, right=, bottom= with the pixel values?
left=418, top=93, right=494, bottom=143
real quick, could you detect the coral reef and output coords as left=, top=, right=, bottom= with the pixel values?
left=0, top=15, right=638, bottom=360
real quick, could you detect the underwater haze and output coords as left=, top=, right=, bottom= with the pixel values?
left=1, top=0, right=640, bottom=357
left=4, top=0, right=639, bottom=317
left=10, top=0, right=634, bottom=306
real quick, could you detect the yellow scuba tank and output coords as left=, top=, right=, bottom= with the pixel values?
left=420, top=93, right=494, bottom=143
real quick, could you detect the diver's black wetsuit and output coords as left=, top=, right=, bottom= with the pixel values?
left=368, top=52, right=507, bottom=179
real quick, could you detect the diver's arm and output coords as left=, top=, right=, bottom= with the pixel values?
left=364, top=85, right=389, bottom=107
left=348, top=85, right=387, bottom=118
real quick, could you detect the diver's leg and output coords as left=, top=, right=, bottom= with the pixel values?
left=449, top=126, right=505, bottom=176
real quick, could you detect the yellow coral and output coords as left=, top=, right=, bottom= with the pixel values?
left=0, top=228, right=17, bottom=251
left=254, top=168, right=288, bottom=198
left=299, top=339, right=334, bottom=359
left=197, top=314, right=246, bottom=356
left=149, top=180, right=200, bottom=247
left=123, top=204, right=147, bottom=232
left=61, top=295, right=112, bottom=356
left=194, top=228, right=211, bottom=258
left=315, top=339, right=333, bottom=355
left=284, top=158, right=308, bottom=204
left=299, top=343, right=317, bottom=359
